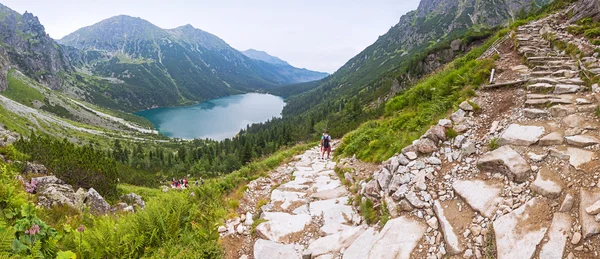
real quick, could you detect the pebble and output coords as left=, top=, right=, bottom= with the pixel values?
left=572, top=232, right=582, bottom=245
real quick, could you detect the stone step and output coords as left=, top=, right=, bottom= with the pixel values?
left=529, top=77, right=585, bottom=85
left=553, top=84, right=580, bottom=94
left=527, top=56, right=571, bottom=61
left=524, top=97, right=574, bottom=108
left=527, top=83, right=553, bottom=93
left=523, top=108, right=549, bottom=119
left=528, top=60, right=576, bottom=66
left=532, top=65, right=578, bottom=72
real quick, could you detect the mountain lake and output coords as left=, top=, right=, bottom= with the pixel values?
left=137, top=93, right=285, bottom=140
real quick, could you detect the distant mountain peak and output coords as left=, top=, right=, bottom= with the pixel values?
left=241, top=49, right=289, bottom=66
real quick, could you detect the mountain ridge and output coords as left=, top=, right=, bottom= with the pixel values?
left=54, top=14, right=328, bottom=111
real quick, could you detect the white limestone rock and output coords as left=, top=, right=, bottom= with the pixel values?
left=433, top=200, right=463, bottom=255
left=539, top=213, right=573, bottom=259
left=452, top=180, right=503, bottom=218
left=498, top=124, right=545, bottom=146
left=255, top=212, right=312, bottom=242
left=477, top=146, right=531, bottom=182
left=254, top=239, right=301, bottom=259
left=493, top=198, right=551, bottom=259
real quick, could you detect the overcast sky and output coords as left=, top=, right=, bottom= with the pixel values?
left=3, top=0, right=421, bottom=73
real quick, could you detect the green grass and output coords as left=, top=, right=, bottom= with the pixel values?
left=489, top=138, right=500, bottom=150
left=117, top=184, right=164, bottom=200
left=2, top=70, right=45, bottom=107
left=360, top=198, right=378, bottom=225
left=336, top=48, right=494, bottom=162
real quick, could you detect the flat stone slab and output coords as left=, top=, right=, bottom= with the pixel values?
left=282, top=177, right=313, bottom=191
left=433, top=200, right=463, bottom=255
left=312, top=176, right=342, bottom=193
left=309, top=197, right=356, bottom=234
left=453, top=179, right=503, bottom=218
left=304, top=226, right=365, bottom=258
left=580, top=189, right=600, bottom=238
left=477, top=146, right=531, bottom=182
left=562, top=114, right=588, bottom=128
left=254, top=239, right=301, bottom=259
left=530, top=167, right=563, bottom=198
left=493, top=197, right=551, bottom=259
left=255, top=212, right=312, bottom=243
left=539, top=213, right=573, bottom=259
left=523, top=108, right=549, bottom=119
left=567, top=147, right=594, bottom=170
left=311, top=186, right=348, bottom=200
left=554, top=84, right=580, bottom=94
left=366, top=216, right=426, bottom=259
left=271, top=190, right=307, bottom=210
left=342, top=228, right=378, bottom=259
left=498, top=124, right=545, bottom=146
left=565, top=135, right=600, bottom=147
left=539, top=132, right=564, bottom=146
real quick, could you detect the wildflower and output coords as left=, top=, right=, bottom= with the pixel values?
left=77, top=225, right=85, bottom=233
left=27, top=224, right=40, bottom=235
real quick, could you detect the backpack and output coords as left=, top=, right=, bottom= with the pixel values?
left=323, top=135, right=331, bottom=148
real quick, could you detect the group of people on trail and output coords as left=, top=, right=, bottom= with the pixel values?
left=320, top=131, right=332, bottom=160
left=171, top=177, right=189, bottom=188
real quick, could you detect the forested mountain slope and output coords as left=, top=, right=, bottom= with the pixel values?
left=58, top=16, right=327, bottom=110
left=281, top=0, right=552, bottom=136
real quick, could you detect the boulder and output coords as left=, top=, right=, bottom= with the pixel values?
left=73, top=188, right=87, bottom=210
left=23, top=162, right=47, bottom=175
left=498, top=124, right=545, bottom=146
left=451, top=39, right=462, bottom=51
left=36, top=183, right=76, bottom=208
left=86, top=188, right=111, bottom=215
left=364, top=217, right=426, bottom=259
left=477, top=146, right=531, bottom=182
left=459, top=101, right=473, bottom=111
left=523, top=108, right=549, bottom=119
left=450, top=109, right=466, bottom=123
left=424, top=125, right=447, bottom=142
left=364, top=179, right=381, bottom=198
left=120, top=193, right=145, bottom=209
left=377, top=168, right=393, bottom=192
left=438, top=119, right=452, bottom=128
left=418, top=138, right=438, bottom=154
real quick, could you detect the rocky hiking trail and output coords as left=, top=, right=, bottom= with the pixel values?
left=220, top=8, right=600, bottom=259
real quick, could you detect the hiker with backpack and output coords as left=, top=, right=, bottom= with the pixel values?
left=320, top=131, right=332, bottom=159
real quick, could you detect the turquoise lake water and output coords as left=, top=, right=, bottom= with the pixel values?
left=136, top=93, right=285, bottom=140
